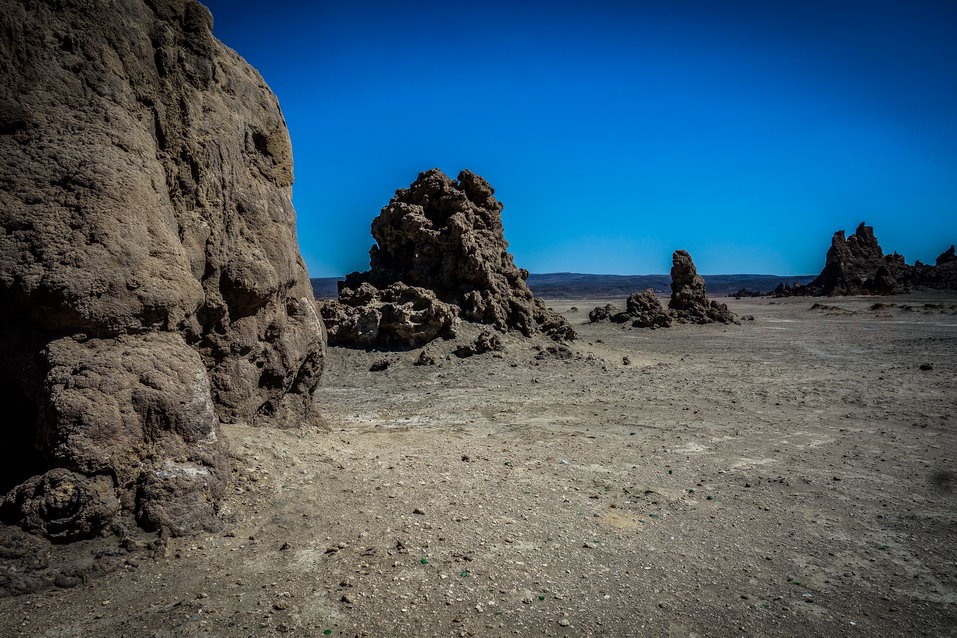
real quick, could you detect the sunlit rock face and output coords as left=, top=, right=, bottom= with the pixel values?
left=668, top=250, right=738, bottom=325
left=0, top=0, right=324, bottom=541
left=321, top=168, right=576, bottom=346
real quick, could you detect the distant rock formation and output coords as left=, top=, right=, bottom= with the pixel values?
left=801, top=223, right=909, bottom=295
left=588, top=252, right=735, bottom=328
left=0, top=0, right=324, bottom=548
left=321, top=169, right=575, bottom=346
left=729, top=288, right=764, bottom=298
left=773, top=223, right=955, bottom=297
left=668, top=250, right=738, bottom=324
left=912, top=245, right=957, bottom=291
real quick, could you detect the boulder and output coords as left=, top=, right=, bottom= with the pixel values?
left=453, top=330, right=504, bottom=358
left=625, top=289, right=673, bottom=328
left=0, top=0, right=324, bottom=544
left=588, top=304, right=621, bottom=323
left=324, top=169, right=575, bottom=346
left=669, top=251, right=738, bottom=324
left=319, top=282, right=457, bottom=347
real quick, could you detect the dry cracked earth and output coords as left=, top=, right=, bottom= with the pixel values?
left=1, top=293, right=955, bottom=637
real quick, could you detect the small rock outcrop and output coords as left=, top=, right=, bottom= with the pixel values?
left=589, top=291, right=672, bottom=328
left=626, top=289, right=674, bottom=328
left=453, top=331, right=504, bottom=358
left=588, top=304, right=622, bottom=323
left=0, top=0, right=324, bottom=549
left=319, top=283, right=457, bottom=346
left=668, top=251, right=738, bottom=324
left=321, top=169, right=575, bottom=346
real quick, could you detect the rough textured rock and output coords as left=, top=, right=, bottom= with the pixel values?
left=319, top=282, right=457, bottom=347
left=669, top=251, right=738, bottom=325
left=625, top=289, right=673, bottom=328
left=453, top=330, right=504, bottom=358
left=588, top=291, right=671, bottom=328
left=912, top=245, right=957, bottom=291
left=2, top=470, right=120, bottom=543
left=775, top=224, right=956, bottom=297
left=324, top=169, right=575, bottom=346
left=0, top=0, right=324, bottom=543
left=801, top=223, right=909, bottom=296
left=588, top=304, right=622, bottom=323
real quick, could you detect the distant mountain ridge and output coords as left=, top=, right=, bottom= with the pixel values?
left=311, top=272, right=816, bottom=300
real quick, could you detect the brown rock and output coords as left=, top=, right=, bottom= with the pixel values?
left=454, top=330, right=504, bottom=358
left=324, top=169, right=574, bottom=345
left=625, top=289, right=673, bottom=328
left=319, top=282, right=457, bottom=347
left=588, top=290, right=671, bottom=328
left=802, top=223, right=909, bottom=295
left=780, top=223, right=956, bottom=296
left=669, top=251, right=738, bottom=325
left=0, top=0, right=324, bottom=544
left=588, top=304, right=621, bottom=323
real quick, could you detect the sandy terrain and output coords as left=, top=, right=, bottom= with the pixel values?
left=1, top=293, right=954, bottom=637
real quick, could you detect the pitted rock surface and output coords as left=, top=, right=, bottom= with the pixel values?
left=319, top=282, right=458, bottom=347
left=774, top=223, right=955, bottom=297
left=0, top=0, right=324, bottom=548
left=668, top=251, right=738, bottom=325
left=323, top=169, right=575, bottom=346
left=588, top=291, right=671, bottom=328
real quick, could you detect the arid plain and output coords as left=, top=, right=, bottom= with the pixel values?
left=1, top=293, right=954, bottom=637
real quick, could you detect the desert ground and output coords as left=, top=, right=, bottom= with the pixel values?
left=1, top=293, right=954, bottom=637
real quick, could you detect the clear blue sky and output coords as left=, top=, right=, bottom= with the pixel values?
left=203, top=0, right=957, bottom=277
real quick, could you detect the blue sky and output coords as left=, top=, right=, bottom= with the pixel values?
left=203, top=0, right=957, bottom=277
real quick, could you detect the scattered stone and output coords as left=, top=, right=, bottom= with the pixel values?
left=534, top=345, right=575, bottom=360
left=622, top=356, right=631, bottom=365
left=369, top=359, right=391, bottom=372
left=454, top=331, right=504, bottom=358
left=414, top=351, right=437, bottom=366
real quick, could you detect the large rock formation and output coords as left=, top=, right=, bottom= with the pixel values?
left=321, top=169, right=575, bottom=346
left=668, top=250, right=738, bottom=324
left=774, top=223, right=955, bottom=297
left=0, top=0, right=324, bottom=544
left=801, top=223, right=909, bottom=296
